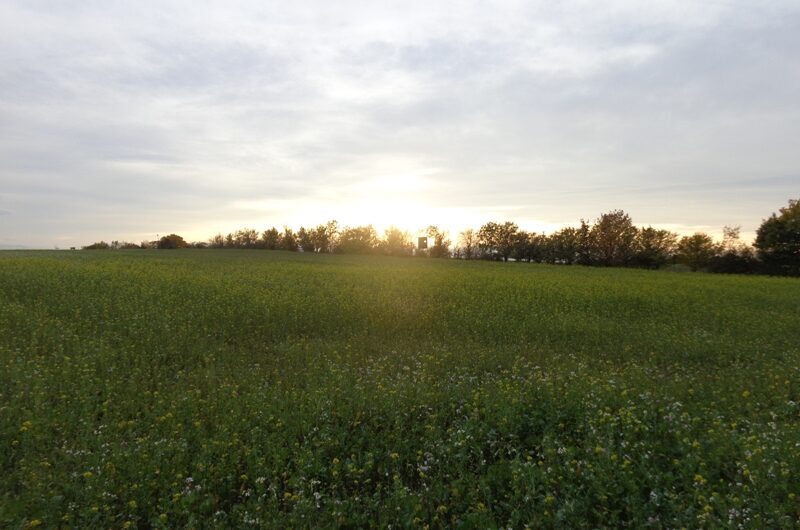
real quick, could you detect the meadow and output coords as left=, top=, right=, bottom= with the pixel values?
left=1, top=250, right=799, bottom=528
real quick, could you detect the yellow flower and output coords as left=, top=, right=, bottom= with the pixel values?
left=83, top=471, right=93, bottom=479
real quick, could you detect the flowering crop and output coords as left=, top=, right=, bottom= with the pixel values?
left=1, top=250, right=799, bottom=528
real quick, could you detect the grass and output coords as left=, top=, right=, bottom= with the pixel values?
left=1, top=249, right=799, bottom=528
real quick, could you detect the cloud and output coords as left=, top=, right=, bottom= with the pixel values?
left=1, top=0, right=799, bottom=247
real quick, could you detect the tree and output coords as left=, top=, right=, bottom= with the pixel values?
left=709, top=225, right=757, bottom=274
left=512, top=231, right=543, bottom=262
left=297, top=227, right=314, bottom=252
left=311, top=221, right=338, bottom=253
left=755, top=199, right=800, bottom=276
left=458, top=229, right=478, bottom=259
left=380, top=227, right=413, bottom=256
left=337, top=225, right=379, bottom=254
left=82, top=241, right=110, bottom=250
left=478, top=221, right=519, bottom=261
left=632, top=227, right=678, bottom=269
left=157, top=234, right=189, bottom=249
left=546, top=227, right=582, bottom=264
left=425, top=226, right=451, bottom=258
left=234, top=228, right=260, bottom=249
left=261, top=227, right=280, bottom=250
left=511, top=230, right=530, bottom=262
left=528, top=233, right=550, bottom=263
left=589, top=210, right=638, bottom=266
left=279, top=227, right=299, bottom=251
left=677, top=233, right=719, bottom=271
left=209, top=234, right=225, bottom=249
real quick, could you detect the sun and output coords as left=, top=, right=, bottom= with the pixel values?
left=335, top=173, right=435, bottom=233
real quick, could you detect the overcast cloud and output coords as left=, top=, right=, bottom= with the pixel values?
left=1, top=0, right=798, bottom=247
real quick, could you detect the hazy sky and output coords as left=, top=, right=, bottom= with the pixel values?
left=1, top=0, right=798, bottom=248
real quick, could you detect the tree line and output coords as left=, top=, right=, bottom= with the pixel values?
left=83, top=198, right=800, bottom=276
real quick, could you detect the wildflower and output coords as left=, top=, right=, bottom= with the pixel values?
left=83, top=471, right=93, bottom=479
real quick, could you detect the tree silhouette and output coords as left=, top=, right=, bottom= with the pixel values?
left=458, top=229, right=478, bottom=260
left=297, top=227, right=314, bottom=252
left=280, top=227, right=299, bottom=251
left=311, top=221, right=339, bottom=253
left=380, top=227, right=413, bottom=257
left=632, top=227, right=678, bottom=269
left=755, top=199, right=800, bottom=276
left=677, top=233, right=719, bottom=271
left=235, top=228, right=259, bottom=249
left=209, top=234, right=225, bottom=249
left=261, top=228, right=280, bottom=250
left=425, top=226, right=451, bottom=258
left=589, top=210, right=638, bottom=266
left=337, top=225, right=379, bottom=254
left=478, top=222, right=519, bottom=261
left=157, top=234, right=188, bottom=249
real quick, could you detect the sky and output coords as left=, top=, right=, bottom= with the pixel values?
left=1, top=0, right=798, bottom=248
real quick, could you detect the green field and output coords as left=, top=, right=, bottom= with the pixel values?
left=1, top=250, right=799, bottom=528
